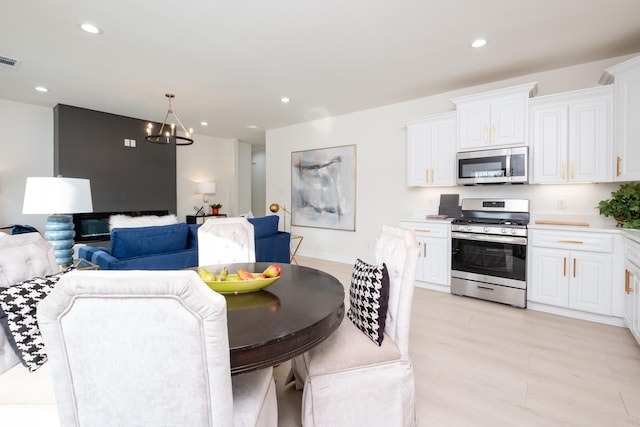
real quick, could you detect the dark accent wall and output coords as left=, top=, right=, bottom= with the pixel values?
left=54, top=104, right=176, bottom=213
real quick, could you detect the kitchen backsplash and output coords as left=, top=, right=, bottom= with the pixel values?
left=409, top=182, right=621, bottom=224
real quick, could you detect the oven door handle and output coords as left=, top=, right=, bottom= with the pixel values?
left=451, top=231, right=527, bottom=245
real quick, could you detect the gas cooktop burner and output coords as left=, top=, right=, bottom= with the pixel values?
left=451, top=198, right=530, bottom=237
left=452, top=218, right=528, bottom=226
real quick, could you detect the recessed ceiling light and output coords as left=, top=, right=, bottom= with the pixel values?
left=35, top=86, right=48, bottom=93
left=248, top=125, right=259, bottom=129
left=471, top=39, right=487, bottom=48
left=79, top=23, right=103, bottom=35
left=200, top=121, right=208, bottom=126
left=280, top=97, right=290, bottom=103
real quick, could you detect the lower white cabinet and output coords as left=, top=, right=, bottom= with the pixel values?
left=528, top=228, right=624, bottom=323
left=529, top=246, right=612, bottom=315
left=399, top=220, right=451, bottom=291
left=623, top=233, right=640, bottom=345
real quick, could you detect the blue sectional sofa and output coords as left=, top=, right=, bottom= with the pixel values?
left=78, top=215, right=290, bottom=270
left=248, top=215, right=291, bottom=263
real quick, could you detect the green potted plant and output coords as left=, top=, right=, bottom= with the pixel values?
left=596, top=183, right=640, bottom=228
left=211, top=203, right=222, bottom=215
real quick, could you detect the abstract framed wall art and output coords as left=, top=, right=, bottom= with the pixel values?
left=291, top=145, right=356, bottom=231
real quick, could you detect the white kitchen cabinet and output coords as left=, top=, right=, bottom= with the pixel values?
left=451, top=82, right=537, bottom=151
left=398, top=220, right=451, bottom=291
left=623, top=232, right=640, bottom=345
left=601, top=55, right=640, bottom=181
left=530, top=86, right=612, bottom=183
left=405, top=112, right=456, bottom=187
left=528, top=229, right=623, bottom=319
left=529, top=247, right=612, bottom=315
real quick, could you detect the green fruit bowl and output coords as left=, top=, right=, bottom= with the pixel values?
left=203, top=274, right=279, bottom=294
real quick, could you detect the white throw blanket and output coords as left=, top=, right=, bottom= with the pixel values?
left=109, top=214, right=178, bottom=230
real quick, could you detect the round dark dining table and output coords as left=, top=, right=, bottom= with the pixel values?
left=195, top=262, right=345, bottom=375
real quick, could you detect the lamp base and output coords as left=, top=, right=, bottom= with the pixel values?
left=44, top=215, right=76, bottom=267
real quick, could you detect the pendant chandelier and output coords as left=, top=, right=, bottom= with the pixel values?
left=145, top=93, right=194, bottom=146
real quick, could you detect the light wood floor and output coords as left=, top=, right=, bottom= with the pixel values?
left=274, top=256, right=640, bottom=427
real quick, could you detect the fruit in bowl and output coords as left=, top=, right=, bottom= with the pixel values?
left=199, top=264, right=282, bottom=293
left=263, top=263, right=281, bottom=278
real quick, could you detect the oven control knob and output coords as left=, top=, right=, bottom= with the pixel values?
left=484, top=227, right=490, bottom=232
left=511, top=228, right=518, bottom=235
left=501, top=228, right=508, bottom=234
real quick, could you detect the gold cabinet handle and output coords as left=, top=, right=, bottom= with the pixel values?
left=617, top=156, right=622, bottom=177
left=491, top=125, right=495, bottom=142
left=483, top=127, right=488, bottom=142
left=425, top=169, right=429, bottom=183
left=424, top=242, right=427, bottom=258
left=563, top=257, right=567, bottom=277
left=571, top=161, right=575, bottom=179
left=562, top=162, right=566, bottom=179
left=573, top=258, right=576, bottom=278
left=431, top=169, right=435, bottom=183
left=625, top=269, right=631, bottom=294
left=557, top=239, right=583, bottom=244
left=415, top=229, right=431, bottom=233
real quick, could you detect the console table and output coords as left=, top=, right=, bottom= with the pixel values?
left=186, top=214, right=227, bottom=224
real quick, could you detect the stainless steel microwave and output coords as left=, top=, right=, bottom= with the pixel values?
left=456, top=147, right=528, bottom=185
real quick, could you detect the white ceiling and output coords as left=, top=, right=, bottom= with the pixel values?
left=2, top=0, right=640, bottom=146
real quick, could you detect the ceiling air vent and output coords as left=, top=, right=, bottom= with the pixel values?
left=0, top=55, right=20, bottom=67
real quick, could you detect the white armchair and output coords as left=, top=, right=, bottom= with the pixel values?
left=198, top=217, right=256, bottom=266
left=37, top=270, right=277, bottom=427
left=290, top=225, right=419, bottom=426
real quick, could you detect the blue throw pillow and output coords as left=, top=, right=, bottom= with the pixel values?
left=248, top=215, right=279, bottom=239
left=111, top=223, right=188, bottom=259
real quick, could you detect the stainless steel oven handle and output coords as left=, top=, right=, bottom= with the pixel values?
left=451, top=231, right=527, bottom=246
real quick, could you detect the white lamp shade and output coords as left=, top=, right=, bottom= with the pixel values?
left=23, top=177, right=93, bottom=214
left=196, top=182, right=216, bottom=195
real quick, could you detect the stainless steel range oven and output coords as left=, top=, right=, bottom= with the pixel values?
left=451, top=198, right=529, bottom=308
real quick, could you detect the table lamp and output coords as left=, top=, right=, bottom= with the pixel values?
left=22, top=176, right=93, bottom=267
left=269, top=203, right=291, bottom=232
left=196, top=181, right=216, bottom=214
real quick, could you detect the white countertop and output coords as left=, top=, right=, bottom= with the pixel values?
left=622, top=228, right=640, bottom=244
left=398, top=217, right=454, bottom=224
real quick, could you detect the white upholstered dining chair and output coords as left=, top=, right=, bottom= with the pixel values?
left=290, top=225, right=420, bottom=426
left=37, top=270, right=277, bottom=427
left=198, top=217, right=256, bottom=266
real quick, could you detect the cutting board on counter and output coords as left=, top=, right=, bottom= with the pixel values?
left=534, top=219, right=590, bottom=227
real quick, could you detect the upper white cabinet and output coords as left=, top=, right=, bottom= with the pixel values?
left=405, top=112, right=456, bottom=187
left=529, top=86, right=613, bottom=184
left=451, top=82, right=537, bottom=151
left=601, top=55, right=640, bottom=181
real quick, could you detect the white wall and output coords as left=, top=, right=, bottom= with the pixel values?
left=0, top=99, right=53, bottom=231
left=266, top=54, right=638, bottom=264
left=251, top=149, right=267, bottom=217
left=237, top=141, right=252, bottom=215
left=177, top=135, right=237, bottom=220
